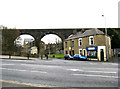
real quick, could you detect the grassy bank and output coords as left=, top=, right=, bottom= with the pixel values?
left=40, top=54, right=64, bottom=58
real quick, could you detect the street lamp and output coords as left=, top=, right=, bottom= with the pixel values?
left=102, top=14, right=108, bottom=60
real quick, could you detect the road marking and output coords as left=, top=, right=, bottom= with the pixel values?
left=2, top=68, right=47, bottom=73
left=30, top=71, right=39, bottom=72
left=31, top=71, right=47, bottom=73
left=67, top=69, right=117, bottom=74
left=20, top=64, right=27, bottom=65
left=40, top=72, right=47, bottom=73
left=0, top=79, right=54, bottom=87
left=2, top=64, right=15, bottom=65
left=16, top=70, right=27, bottom=72
left=85, top=71, right=117, bottom=74
left=72, top=74, right=118, bottom=78
left=0, top=68, right=6, bottom=69
left=7, top=69, right=17, bottom=71
left=67, top=69, right=83, bottom=71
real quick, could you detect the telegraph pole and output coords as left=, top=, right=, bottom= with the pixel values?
left=102, top=14, right=108, bottom=60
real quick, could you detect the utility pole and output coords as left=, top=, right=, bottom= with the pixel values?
left=102, top=14, right=108, bottom=60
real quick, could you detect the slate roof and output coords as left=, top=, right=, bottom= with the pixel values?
left=80, top=28, right=104, bottom=37
left=65, top=28, right=105, bottom=40
left=65, top=32, right=82, bottom=40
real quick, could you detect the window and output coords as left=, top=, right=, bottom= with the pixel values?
left=79, top=38, right=82, bottom=47
left=72, top=41, right=74, bottom=47
left=83, top=49, right=86, bottom=56
left=89, top=36, right=94, bottom=45
left=65, top=42, right=67, bottom=48
left=87, top=50, right=97, bottom=58
left=72, top=50, right=75, bottom=56
left=79, top=49, right=82, bottom=55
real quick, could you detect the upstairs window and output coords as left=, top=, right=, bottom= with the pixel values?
left=79, top=38, right=82, bottom=47
left=89, top=36, right=94, bottom=45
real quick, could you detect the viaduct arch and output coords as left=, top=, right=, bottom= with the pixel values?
left=19, top=29, right=82, bottom=54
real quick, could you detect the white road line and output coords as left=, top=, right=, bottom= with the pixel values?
left=0, top=68, right=6, bottom=69
left=83, top=68, right=118, bottom=70
left=72, top=74, right=118, bottom=78
left=20, top=64, right=27, bottom=65
left=2, top=68, right=47, bottom=73
left=16, top=70, right=27, bottom=72
left=67, top=69, right=83, bottom=71
left=40, top=72, right=47, bottom=73
left=85, top=71, right=117, bottom=74
left=2, top=64, right=15, bottom=65
left=31, top=71, right=47, bottom=73
left=7, top=69, right=17, bottom=71
left=31, top=71, right=40, bottom=72
left=67, top=69, right=117, bottom=74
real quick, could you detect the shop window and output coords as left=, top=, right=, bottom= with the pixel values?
left=79, top=38, right=82, bottom=47
left=65, top=42, right=67, bottom=48
left=72, top=41, right=74, bottom=47
left=89, top=36, right=94, bottom=45
left=87, top=50, right=97, bottom=58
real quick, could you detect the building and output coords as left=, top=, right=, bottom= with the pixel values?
left=64, top=28, right=111, bottom=61
left=30, top=46, right=38, bottom=54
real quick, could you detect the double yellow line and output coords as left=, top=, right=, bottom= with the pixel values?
left=0, top=79, right=55, bottom=87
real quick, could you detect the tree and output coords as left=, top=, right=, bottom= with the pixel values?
left=99, top=28, right=120, bottom=48
left=2, top=29, right=20, bottom=58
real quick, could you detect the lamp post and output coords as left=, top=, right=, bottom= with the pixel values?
left=102, top=14, right=108, bottom=60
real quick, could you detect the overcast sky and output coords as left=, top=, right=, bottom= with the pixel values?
left=1, top=0, right=119, bottom=44
left=0, top=0, right=119, bottom=28
left=41, top=34, right=62, bottom=44
left=18, top=34, right=61, bottom=44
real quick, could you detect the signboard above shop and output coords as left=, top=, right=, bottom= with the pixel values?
left=86, top=46, right=98, bottom=50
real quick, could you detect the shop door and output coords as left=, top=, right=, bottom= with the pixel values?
left=100, top=49, right=104, bottom=61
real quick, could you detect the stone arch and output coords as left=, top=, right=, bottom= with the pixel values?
left=19, top=29, right=82, bottom=55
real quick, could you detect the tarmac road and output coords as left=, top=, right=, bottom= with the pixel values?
left=0, top=55, right=119, bottom=87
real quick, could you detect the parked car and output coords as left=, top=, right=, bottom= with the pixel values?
left=118, top=52, right=120, bottom=57
left=64, top=54, right=73, bottom=60
left=73, top=54, right=87, bottom=60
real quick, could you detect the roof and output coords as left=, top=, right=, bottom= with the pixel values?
left=65, top=28, right=105, bottom=40
left=80, top=28, right=104, bottom=37
left=65, top=32, right=82, bottom=40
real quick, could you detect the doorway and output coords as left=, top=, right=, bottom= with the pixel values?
left=100, top=49, right=104, bottom=61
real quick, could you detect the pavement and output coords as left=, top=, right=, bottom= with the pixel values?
left=111, top=56, right=120, bottom=63
left=0, top=55, right=119, bottom=88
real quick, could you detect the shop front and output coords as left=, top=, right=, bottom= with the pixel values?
left=86, top=46, right=106, bottom=61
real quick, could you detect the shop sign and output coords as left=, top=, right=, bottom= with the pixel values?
left=86, top=46, right=98, bottom=50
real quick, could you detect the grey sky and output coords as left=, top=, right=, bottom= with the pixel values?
left=18, top=34, right=61, bottom=45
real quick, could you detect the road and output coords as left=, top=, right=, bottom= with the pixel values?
left=0, top=55, right=119, bottom=87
